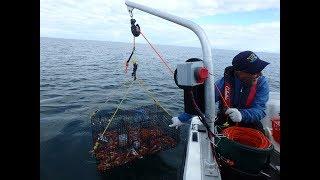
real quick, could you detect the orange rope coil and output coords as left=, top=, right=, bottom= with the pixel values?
left=222, top=126, right=271, bottom=149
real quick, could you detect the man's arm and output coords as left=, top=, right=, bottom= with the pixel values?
left=239, top=76, right=269, bottom=123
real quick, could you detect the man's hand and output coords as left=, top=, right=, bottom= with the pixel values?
left=225, top=108, right=242, bottom=122
left=169, top=117, right=184, bottom=129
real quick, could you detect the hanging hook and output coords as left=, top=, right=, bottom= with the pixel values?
left=127, top=7, right=140, bottom=37
left=127, top=6, right=134, bottom=18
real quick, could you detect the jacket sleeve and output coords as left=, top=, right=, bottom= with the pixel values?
left=215, top=77, right=224, bottom=102
left=239, top=76, right=269, bottom=123
left=177, top=112, right=193, bottom=123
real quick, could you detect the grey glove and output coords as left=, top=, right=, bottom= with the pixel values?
left=225, top=108, right=242, bottom=122
left=169, top=117, right=184, bottom=129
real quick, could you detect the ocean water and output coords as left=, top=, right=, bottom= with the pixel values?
left=40, top=37, right=280, bottom=180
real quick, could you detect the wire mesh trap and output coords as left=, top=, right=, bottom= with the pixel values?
left=91, top=104, right=180, bottom=171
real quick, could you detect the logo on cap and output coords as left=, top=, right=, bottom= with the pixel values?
left=247, top=53, right=258, bottom=62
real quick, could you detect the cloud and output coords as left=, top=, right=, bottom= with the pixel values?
left=125, top=0, right=279, bottom=18
left=138, top=20, right=280, bottom=53
left=41, top=0, right=280, bottom=53
left=203, top=21, right=280, bottom=52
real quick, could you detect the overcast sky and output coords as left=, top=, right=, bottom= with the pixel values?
left=40, top=0, right=280, bottom=53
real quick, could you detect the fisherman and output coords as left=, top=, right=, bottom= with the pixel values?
left=169, top=51, right=270, bottom=133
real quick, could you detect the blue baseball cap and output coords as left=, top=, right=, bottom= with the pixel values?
left=232, top=51, right=270, bottom=74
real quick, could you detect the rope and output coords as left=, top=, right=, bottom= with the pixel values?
left=208, top=72, right=229, bottom=109
left=140, top=31, right=174, bottom=75
left=92, top=80, right=135, bottom=152
left=90, top=79, right=133, bottom=118
left=137, top=78, right=172, bottom=117
left=209, top=72, right=235, bottom=126
left=134, top=35, right=135, bottom=47
left=214, top=83, right=229, bottom=109
left=125, top=36, right=136, bottom=73
left=222, top=126, right=271, bottom=149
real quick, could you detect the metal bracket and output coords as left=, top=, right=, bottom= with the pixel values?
left=204, top=134, right=219, bottom=177
left=204, top=160, right=219, bottom=176
left=191, top=123, right=198, bottom=130
left=98, top=134, right=108, bottom=142
left=127, top=6, right=134, bottom=18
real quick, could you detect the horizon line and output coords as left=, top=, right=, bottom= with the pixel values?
left=40, top=36, right=280, bottom=54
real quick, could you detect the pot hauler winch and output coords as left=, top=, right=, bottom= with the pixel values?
left=174, top=58, right=208, bottom=115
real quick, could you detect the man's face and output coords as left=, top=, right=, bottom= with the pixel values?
left=235, top=70, right=261, bottom=86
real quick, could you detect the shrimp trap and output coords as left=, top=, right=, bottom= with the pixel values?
left=90, top=104, right=180, bottom=171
